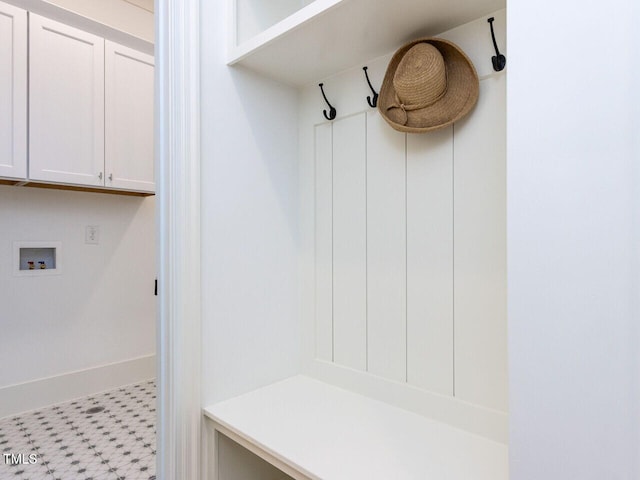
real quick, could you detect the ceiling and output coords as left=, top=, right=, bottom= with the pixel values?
left=123, top=0, right=154, bottom=13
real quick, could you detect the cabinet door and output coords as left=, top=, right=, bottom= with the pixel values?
left=0, top=1, right=26, bottom=179
left=105, top=40, right=155, bottom=192
left=29, top=14, right=104, bottom=186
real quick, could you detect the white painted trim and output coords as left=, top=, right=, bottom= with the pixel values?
left=156, top=0, right=202, bottom=479
left=0, top=354, right=156, bottom=419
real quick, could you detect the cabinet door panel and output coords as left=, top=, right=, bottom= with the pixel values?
left=0, top=1, right=26, bottom=179
left=105, top=40, right=155, bottom=192
left=29, top=14, right=104, bottom=186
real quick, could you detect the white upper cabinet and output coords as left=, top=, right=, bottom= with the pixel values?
left=105, top=41, right=155, bottom=193
left=29, top=14, right=105, bottom=186
left=0, top=1, right=27, bottom=180
left=27, top=14, right=154, bottom=194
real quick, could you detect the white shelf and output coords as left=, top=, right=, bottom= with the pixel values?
left=229, top=0, right=505, bottom=87
left=204, top=375, right=508, bottom=480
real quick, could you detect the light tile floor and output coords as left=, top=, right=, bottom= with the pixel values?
left=0, top=379, right=156, bottom=480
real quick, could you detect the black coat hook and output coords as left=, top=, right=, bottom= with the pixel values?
left=319, top=83, right=337, bottom=120
left=363, top=67, right=378, bottom=108
left=487, top=17, right=506, bottom=72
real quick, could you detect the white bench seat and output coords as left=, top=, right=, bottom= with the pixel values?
left=203, top=375, right=508, bottom=480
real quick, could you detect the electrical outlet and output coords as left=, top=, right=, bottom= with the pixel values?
left=85, top=225, right=100, bottom=245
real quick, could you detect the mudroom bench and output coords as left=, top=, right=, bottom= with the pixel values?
left=203, top=376, right=507, bottom=480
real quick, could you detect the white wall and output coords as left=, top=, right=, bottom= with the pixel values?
left=0, top=186, right=156, bottom=388
left=199, top=1, right=302, bottom=405
left=508, top=1, right=639, bottom=478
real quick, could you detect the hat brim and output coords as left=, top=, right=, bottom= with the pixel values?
left=378, top=38, right=479, bottom=133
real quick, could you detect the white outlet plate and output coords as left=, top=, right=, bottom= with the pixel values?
left=85, top=225, right=100, bottom=245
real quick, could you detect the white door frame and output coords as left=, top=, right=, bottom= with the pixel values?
left=156, top=0, right=202, bottom=478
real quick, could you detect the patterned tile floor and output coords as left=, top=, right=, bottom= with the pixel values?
left=0, top=379, right=156, bottom=480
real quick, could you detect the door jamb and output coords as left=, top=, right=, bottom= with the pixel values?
left=156, top=0, right=202, bottom=478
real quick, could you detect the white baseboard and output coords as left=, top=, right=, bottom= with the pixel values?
left=0, top=354, right=156, bottom=418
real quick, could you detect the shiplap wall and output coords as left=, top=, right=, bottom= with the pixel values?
left=308, top=12, right=506, bottom=414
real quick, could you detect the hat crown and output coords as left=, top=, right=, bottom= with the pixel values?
left=393, top=43, right=447, bottom=108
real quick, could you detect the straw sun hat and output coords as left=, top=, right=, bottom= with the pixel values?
left=378, top=38, right=479, bottom=133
